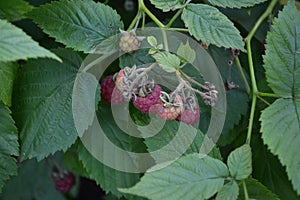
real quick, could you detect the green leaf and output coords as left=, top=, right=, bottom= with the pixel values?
left=208, top=46, right=249, bottom=146
left=77, top=103, right=141, bottom=198
left=228, top=144, right=252, bottom=180
left=0, top=62, right=17, bottom=106
left=182, top=4, right=244, bottom=50
left=238, top=178, right=280, bottom=200
left=0, top=19, right=61, bottom=62
left=260, top=98, right=300, bottom=194
left=251, top=134, right=300, bottom=200
left=78, top=142, right=140, bottom=198
left=0, top=102, right=18, bottom=192
left=119, top=49, right=155, bottom=68
left=120, top=154, right=229, bottom=200
left=12, top=48, right=80, bottom=161
left=73, top=72, right=100, bottom=137
left=62, top=142, right=89, bottom=178
left=152, top=51, right=181, bottom=73
left=141, top=118, right=222, bottom=162
left=0, top=0, right=33, bottom=21
left=149, top=0, right=185, bottom=12
left=177, top=41, right=196, bottom=63
left=0, top=155, right=72, bottom=200
left=208, top=0, right=268, bottom=9
left=216, top=180, right=239, bottom=200
left=147, top=36, right=157, bottom=47
left=29, top=0, right=123, bottom=53
left=263, top=0, right=300, bottom=97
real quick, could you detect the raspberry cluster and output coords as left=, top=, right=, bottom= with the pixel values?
left=51, top=168, right=76, bottom=193
left=100, top=66, right=202, bottom=125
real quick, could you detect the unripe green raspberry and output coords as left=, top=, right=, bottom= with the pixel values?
left=119, top=30, right=144, bottom=53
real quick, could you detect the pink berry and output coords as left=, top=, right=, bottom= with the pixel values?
left=133, top=84, right=162, bottom=113
left=153, top=94, right=183, bottom=120
left=177, top=107, right=200, bottom=125
left=52, top=171, right=76, bottom=193
left=100, top=75, right=124, bottom=105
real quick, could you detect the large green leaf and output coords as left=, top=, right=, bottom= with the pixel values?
left=120, top=154, right=229, bottom=200
left=77, top=103, right=141, bottom=198
left=263, top=0, right=300, bottom=97
left=251, top=134, right=300, bottom=200
left=0, top=103, right=18, bottom=192
left=216, top=180, right=239, bottom=200
left=261, top=1, right=300, bottom=194
left=12, top=48, right=80, bottom=161
left=0, top=0, right=32, bottom=21
left=149, top=0, right=185, bottom=12
left=29, top=0, right=123, bottom=53
left=208, top=0, right=268, bottom=8
left=260, top=98, right=300, bottom=194
left=228, top=144, right=252, bottom=180
left=0, top=19, right=61, bottom=62
left=78, top=143, right=141, bottom=199
left=0, top=155, right=75, bottom=200
left=238, top=178, right=280, bottom=200
left=181, top=4, right=244, bottom=50
left=0, top=62, right=17, bottom=106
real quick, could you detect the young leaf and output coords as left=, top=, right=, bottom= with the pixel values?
left=147, top=36, right=158, bottom=47
left=29, top=0, right=123, bottom=53
left=0, top=62, right=17, bottom=106
left=182, top=4, right=244, bottom=50
left=152, top=51, right=180, bottom=73
left=238, top=178, right=280, bottom=200
left=120, top=154, right=229, bottom=200
left=177, top=41, right=196, bottom=63
left=216, top=180, right=239, bottom=200
left=260, top=98, right=300, bottom=194
left=263, top=0, right=300, bottom=97
left=227, top=144, right=252, bottom=180
left=0, top=102, right=18, bottom=192
left=149, top=0, right=186, bottom=12
left=0, top=19, right=61, bottom=62
left=12, top=48, right=81, bottom=161
left=0, top=0, right=33, bottom=21
left=208, top=0, right=268, bottom=9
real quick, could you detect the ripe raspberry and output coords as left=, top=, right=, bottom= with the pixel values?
left=177, top=107, right=200, bottom=125
left=115, top=69, right=126, bottom=91
left=154, top=93, right=183, bottom=120
left=101, top=75, right=124, bottom=105
left=52, top=170, right=76, bottom=193
left=133, top=84, right=162, bottom=113
left=119, top=30, right=143, bottom=53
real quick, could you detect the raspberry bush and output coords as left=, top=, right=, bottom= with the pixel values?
left=0, top=0, right=300, bottom=200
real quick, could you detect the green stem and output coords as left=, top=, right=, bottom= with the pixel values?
left=166, top=28, right=189, bottom=32
left=257, top=95, right=271, bottom=106
left=128, top=11, right=141, bottom=30
left=245, top=0, right=278, bottom=144
left=242, top=180, right=250, bottom=200
left=256, top=92, right=281, bottom=98
left=166, top=8, right=183, bottom=28
left=235, top=56, right=251, bottom=94
left=162, top=29, right=169, bottom=51
left=142, top=11, right=146, bottom=29
left=138, top=0, right=165, bottom=28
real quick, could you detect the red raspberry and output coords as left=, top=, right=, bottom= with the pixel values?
left=52, top=171, right=76, bottom=193
left=153, top=94, right=183, bottom=120
left=115, top=69, right=126, bottom=91
left=133, top=84, right=162, bottom=113
left=100, top=75, right=124, bottom=105
left=177, top=107, right=200, bottom=125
